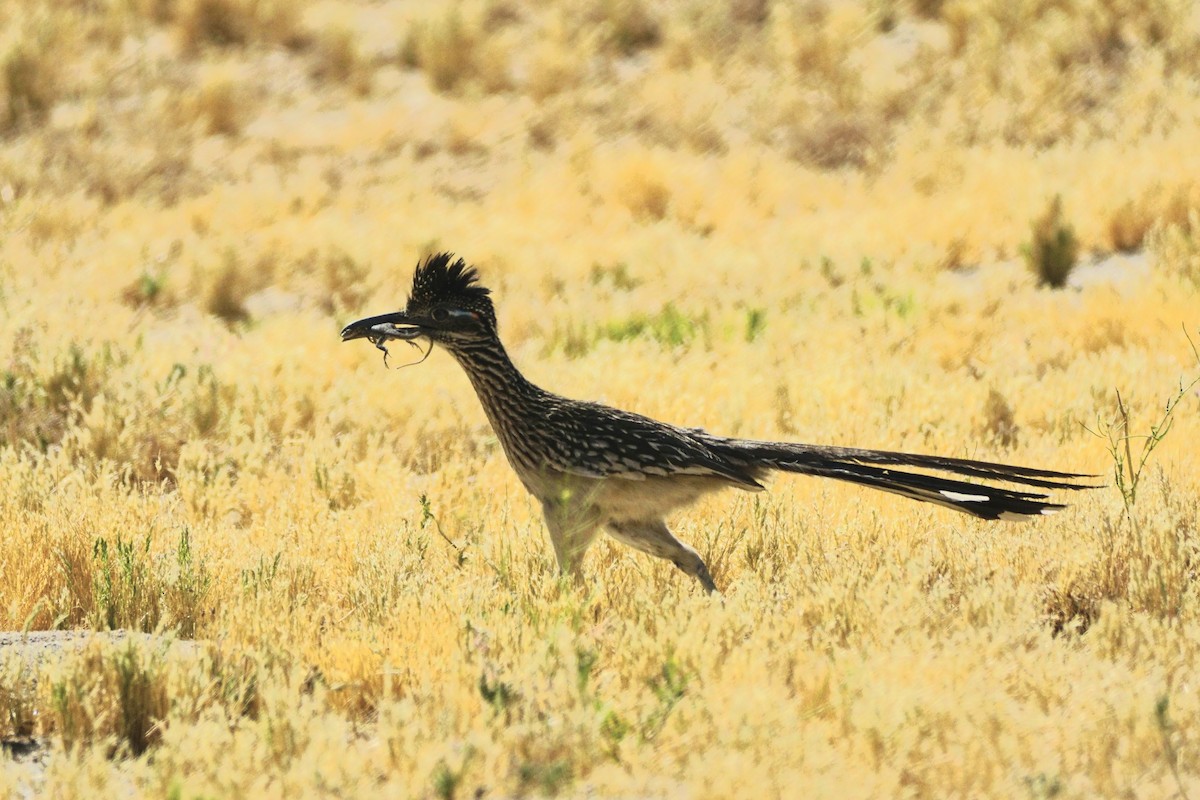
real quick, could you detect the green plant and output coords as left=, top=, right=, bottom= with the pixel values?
left=588, top=261, right=642, bottom=290
left=517, top=757, right=572, bottom=795
left=91, top=533, right=156, bottom=631
left=165, top=527, right=211, bottom=638
left=81, top=526, right=212, bottom=636
left=600, top=303, right=706, bottom=349
left=240, top=552, right=281, bottom=597
left=641, top=653, right=689, bottom=741
left=1090, top=330, right=1200, bottom=515
left=745, top=307, right=766, bottom=342
left=122, top=269, right=167, bottom=308
left=574, top=645, right=598, bottom=696
left=1155, top=695, right=1191, bottom=800
left=314, top=460, right=357, bottom=510
left=421, top=493, right=468, bottom=567
left=429, top=743, right=475, bottom=800
left=1077, top=330, right=1200, bottom=623
left=1024, top=194, right=1079, bottom=289
left=478, top=672, right=517, bottom=717
left=432, top=758, right=467, bottom=800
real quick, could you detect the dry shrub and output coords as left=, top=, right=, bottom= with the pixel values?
left=406, top=7, right=474, bottom=92
left=936, top=0, right=1200, bottom=148
left=121, top=269, right=172, bottom=310
left=1108, top=197, right=1158, bottom=253
left=979, top=387, right=1019, bottom=449
left=524, top=38, right=583, bottom=101
left=0, top=10, right=62, bottom=133
left=1150, top=208, right=1200, bottom=287
left=605, top=150, right=672, bottom=221
left=405, top=3, right=512, bottom=94
left=1043, top=577, right=1104, bottom=636
left=765, top=4, right=890, bottom=169
left=43, top=638, right=263, bottom=758
left=47, top=638, right=172, bottom=757
left=770, top=0, right=867, bottom=102
left=191, top=246, right=274, bottom=322
left=0, top=333, right=114, bottom=452
left=120, top=0, right=177, bottom=25
left=591, top=0, right=661, bottom=56
left=176, top=0, right=306, bottom=51
left=730, top=0, right=770, bottom=25
left=25, top=123, right=200, bottom=206
left=1108, top=183, right=1195, bottom=251
left=909, top=0, right=947, bottom=19
left=1048, top=479, right=1199, bottom=634
left=632, top=69, right=729, bottom=154
left=206, top=255, right=253, bottom=321
left=309, top=25, right=372, bottom=95
left=50, top=355, right=235, bottom=485
left=0, top=654, right=39, bottom=741
left=663, top=0, right=767, bottom=66
left=191, top=61, right=250, bottom=136
left=312, top=247, right=373, bottom=314
left=1108, top=182, right=1198, bottom=252
left=787, top=110, right=884, bottom=170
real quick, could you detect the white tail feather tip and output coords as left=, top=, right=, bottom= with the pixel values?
left=940, top=490, right=990, bottom=503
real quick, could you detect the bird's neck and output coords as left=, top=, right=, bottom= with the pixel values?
left=448, top=336, right=547, bottom=435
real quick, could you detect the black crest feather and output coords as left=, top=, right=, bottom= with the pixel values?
left=409, top=252, right=491, bottom=306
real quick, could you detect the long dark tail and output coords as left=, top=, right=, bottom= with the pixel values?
left=709, top=439, right=1098, bottom=520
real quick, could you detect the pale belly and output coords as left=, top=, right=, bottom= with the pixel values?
left=515, top=467, right=753, bottom=524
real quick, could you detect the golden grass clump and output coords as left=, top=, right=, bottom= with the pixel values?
left=1, top=0, right=1200, bottom=796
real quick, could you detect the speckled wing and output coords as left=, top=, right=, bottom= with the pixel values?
left=537, top=403, right=764, bottom=490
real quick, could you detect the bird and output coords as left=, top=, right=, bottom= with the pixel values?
left=341, top=253, right=1094, bottom=593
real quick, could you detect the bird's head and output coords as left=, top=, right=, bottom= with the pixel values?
left=340, top=253, right=498, bottom=357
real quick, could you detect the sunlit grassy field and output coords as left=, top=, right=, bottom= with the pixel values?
left=2, top=0, right=1200, bottom=796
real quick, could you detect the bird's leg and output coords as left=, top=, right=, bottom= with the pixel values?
left=541, top=492, right=601, bottom=582
left=607, top=519, right=718, bottom=594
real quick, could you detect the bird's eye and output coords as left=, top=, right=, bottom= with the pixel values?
left=431, top=308, right=449, bottom=322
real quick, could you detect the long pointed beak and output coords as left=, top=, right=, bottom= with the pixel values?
left=340, top=311, right=425, bottom=342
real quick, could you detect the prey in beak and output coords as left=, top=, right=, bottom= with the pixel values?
left=340, top=312, right=428, bottom=368
left=341, top=254, right=497, bottom=367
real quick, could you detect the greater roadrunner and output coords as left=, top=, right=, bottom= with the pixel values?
left=341, top=253, right=1093, bottom=593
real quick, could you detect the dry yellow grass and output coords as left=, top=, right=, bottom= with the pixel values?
left=1, top=0, right=1199, bottom=796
